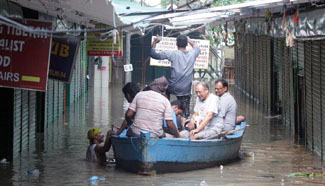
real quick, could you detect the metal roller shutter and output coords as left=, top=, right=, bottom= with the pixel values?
left=272, top=38, right=283, bottom=115
left=58, top=82, right=64, bottom=114
left=53, top=81, right=58, bottom=120
left=282, top=43, right=294, bottom=128
left=321, top=40, right=325, bottom=157
left=248, top=34, right=254, bottom=97
left=21, top=90, right=29, bottom=151
left=28, top=91, right=36, bottom=143
left=304, top=40, right=313, bottom=150
left=244, top=34, right=249, bottom=93
left=282, top=43, right=290, bottom=125
left=311, top=41, right=322, bottom=155
left=265, top=36, right=272, bottom=113
left=297, top=41, right=305, bottom=77
left=235, top=34, right=240, bottom=88
left=256, top=35, right=262, bottom=102
left=277, top=39, right=284, bottom=109
left=251, top=35, right=256, bottom=99
left=47, top=80, right=54, bottom=125
left=13, top=90, right=21, bottom=156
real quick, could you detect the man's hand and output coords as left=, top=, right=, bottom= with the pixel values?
left=154, top=35, right=162, bottom=43
left=152, top=35, right=162, bottom=48
left=190, top=129, right=199, bottom=136
left=187, top=36, right=196, bottom=47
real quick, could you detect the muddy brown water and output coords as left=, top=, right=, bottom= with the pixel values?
left=0, top=83, right=324, bottom=186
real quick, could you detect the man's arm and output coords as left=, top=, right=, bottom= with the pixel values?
left=190, top=112, right=214, bottom=135
left=150, top=35, right=171, bottom=60
left=166, top=120, right=181, bottom=138
left=187, top=36, right=196, bottom=48
left=95, top=130, right=113, bottom=154
left=151, top=35, right=161, bottom=48
left=223, top=101, right=237, bottom=129
left=125, top=109, right=135, bottom=125
left=186, top=112, right=198, bottom=130
left=115, top=119, right=128, bottom=135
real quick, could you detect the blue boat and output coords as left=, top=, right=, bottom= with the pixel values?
left=111, top=121, right=246, bottom=174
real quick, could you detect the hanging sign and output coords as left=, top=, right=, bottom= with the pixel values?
left=0, top=18, right=52, bottom=91
left=124, top=64, right=133, bottom=72
left=49, top=36, right=80, bottom=82
left=150, top=36, right=210, bottom=69
left=87, top=27, right=123, bottom=56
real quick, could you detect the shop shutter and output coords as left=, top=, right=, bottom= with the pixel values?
left=28, top=91, right=36, bottom=143
left=242, top=34, right=248, bottom=92
left=235, top=34, right=241, bottom=87
left=297, top=41, right=305, bottom=77
left=53, top=81, right=58, bottom=120
left=311, top=41, right=322, bottom=155
left=282, top=43, right=294, bottom=128
left=304, top=40, right=313, bottom=150
left=321, top=40, right=325, bottom=157
left=255, top=35, right=262, bottom=102
left=13, top=90, right=21, bottom=156
left=282, top=42, right=289, bottom=125
left=70, top=71, right=75, bottom=105
left=21, top=90, right=29, bottom=151
left=277, top=39, right=284, bottom=107
left=272, top=38, right=283, bottom=114
left=248, top=34, right=254, bottom=97
left=47, top=80, right=54, bottom=125
left=58, top=82, right=64, bottom=114
left=265, top=36, right=272, bottom=113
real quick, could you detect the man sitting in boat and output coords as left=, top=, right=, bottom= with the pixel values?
left=214, top=79, right=238, bottom=131
left=171, top=100, right=186, bottom=131
left=112, top=82, right=140, bottom=136
left=163, top=100, right=186, bottom=137
left=86, top=128, right=113, bottom=165
left=185, top=81, right=221, bottom=140
left=125, top=76, right=183, bottom=138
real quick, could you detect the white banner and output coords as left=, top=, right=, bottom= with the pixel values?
left=150, top=36, right=210, bottom=69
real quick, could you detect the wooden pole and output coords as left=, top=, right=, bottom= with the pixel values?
left=204, top=127, right=246, bottom=140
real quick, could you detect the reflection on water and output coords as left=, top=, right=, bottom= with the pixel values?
left=0, top=83, right=324, bottom=186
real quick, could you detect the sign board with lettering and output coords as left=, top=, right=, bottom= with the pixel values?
left=0, top=19, right=52, bottom=91
left=150, top=36, right=210, bottom=69
left=87, top=28, right=123, bottom=56
left=49, top=36, right=80, bottom=83
left=124, top=64, right=133, bottom=72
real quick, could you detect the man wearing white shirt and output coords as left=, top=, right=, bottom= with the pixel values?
left=186, top=82, right=222, bottom=139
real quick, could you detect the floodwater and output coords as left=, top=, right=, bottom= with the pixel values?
left=0, top=82, right=324, bottom=186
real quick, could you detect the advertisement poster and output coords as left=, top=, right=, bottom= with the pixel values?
left=49, top=36, right=80, bottom=83
left=0, top=19, right=52, bottom=91
left=150, top=36, right=210, bottom=69
left=87, top=27, right=122, bottom=56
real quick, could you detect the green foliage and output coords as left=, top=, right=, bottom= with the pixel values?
left=161, top=0, right=180, bottom=8
left=213, top=0, right=245, bottom=7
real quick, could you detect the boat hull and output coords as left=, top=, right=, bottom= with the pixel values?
left=112, top=122, right=246, bottom=174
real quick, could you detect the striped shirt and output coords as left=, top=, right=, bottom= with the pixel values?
left=129, top=90, right=173, bottom=138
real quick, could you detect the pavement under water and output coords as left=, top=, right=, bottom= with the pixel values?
left=0, top=82, right=324, bottom=186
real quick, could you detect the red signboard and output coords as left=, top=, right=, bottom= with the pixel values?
left=0, top=19, right=52, bottom=91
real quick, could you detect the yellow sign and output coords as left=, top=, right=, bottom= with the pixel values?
left=87, top=28, right=123, bottom=56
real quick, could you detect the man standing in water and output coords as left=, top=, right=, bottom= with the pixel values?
left=150, top=35, right=200, bottom=118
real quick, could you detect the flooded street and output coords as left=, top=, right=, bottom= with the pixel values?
left=0, top=82, right=324, bottom=186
